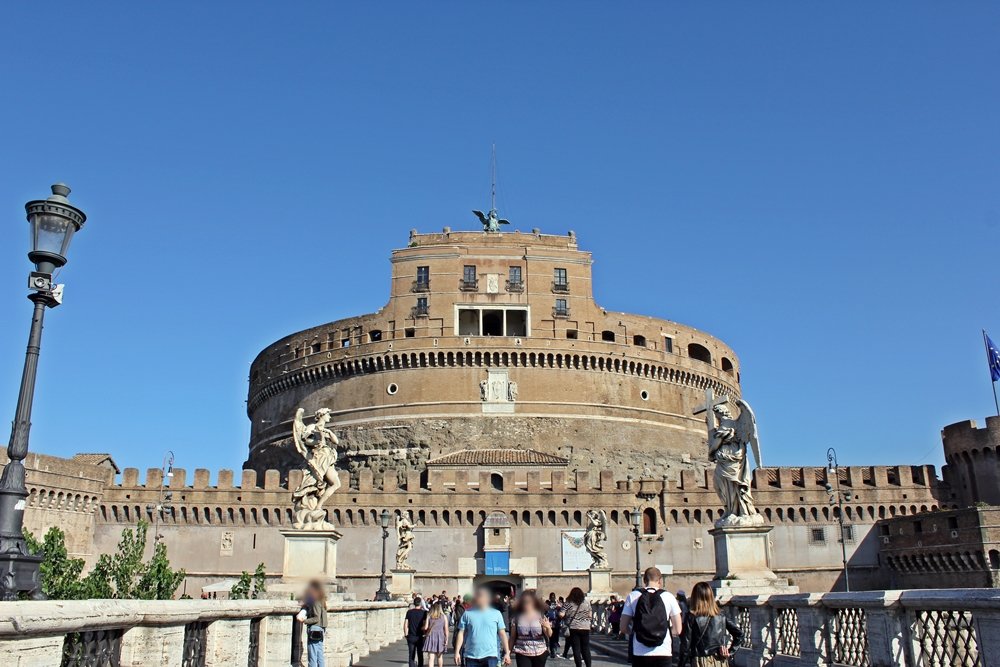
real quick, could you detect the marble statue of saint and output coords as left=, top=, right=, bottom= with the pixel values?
left=396, top=513, right=415, bottom=570
left=291, top=407, right=342, bottom=530
left=695, top=388, right=764, bottom=528
left=480, top=379, right=488, bottom=401
left=507, top=381, right=518, bottom=402
left=584, top=509, right=610, bottom=569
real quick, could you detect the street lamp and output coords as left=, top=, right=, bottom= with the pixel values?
left=0, top=184, right=86, bottom=600
left=826, top=447, right=856, bottom=592
left=147, top=451, right=176, bottom=543
left=629, top=508, right=642, bottom=588
left=374, top=509, right=392, bottom=601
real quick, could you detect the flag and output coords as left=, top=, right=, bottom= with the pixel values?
left=987, top=332, right=1000, bottom=382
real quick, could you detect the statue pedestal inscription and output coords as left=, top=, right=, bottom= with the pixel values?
left=280, top=529, right=342, bottom=582
left=390, top=568, right=415, bottom=598
left=709, top=524, right=796, bottom=596
left=587, top=567, right=615, bottom=600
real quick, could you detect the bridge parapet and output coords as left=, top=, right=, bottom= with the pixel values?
left=0, top=598, right=406, bottom=667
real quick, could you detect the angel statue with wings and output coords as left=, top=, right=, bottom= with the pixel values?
left=695, top=388, right=764, bottom=527
left=395, top=513, right=415, bottom=570
left=291, top=407, right=342, bottom=530
left=584, top=509, right=610, bottom=569
left=472, top=208, right=509, bottom=233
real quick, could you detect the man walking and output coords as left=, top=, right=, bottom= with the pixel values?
left=455, top=587, right=511, bottom=667
left=405, top=596, right=428, bottom=667
left=619, top=567, right=683, bottom=667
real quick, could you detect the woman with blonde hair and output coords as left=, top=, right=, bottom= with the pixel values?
left=677, top=582, right=743, bottom=667
left=422, top=601, right=450, bottom=667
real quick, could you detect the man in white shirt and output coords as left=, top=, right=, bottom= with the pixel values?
left=619, top=567, right=683, bottom=667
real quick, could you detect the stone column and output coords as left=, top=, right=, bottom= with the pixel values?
left=863, top=592, right=908, bottom=667
left=791, top=594, right=826, bottom=666
left=0, top=636, right=63, bottom=667
left=261, top=613, right=295, bottom=667
left=204, top=618, right=250, bottom=666
left=119, top=625, right=185, bottom=667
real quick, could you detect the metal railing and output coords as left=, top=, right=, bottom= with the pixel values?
left=506, top=279, right=524, bottom=292
left=552, top=280, right=570, bottom=293
left=722, top=589, right=1000, bottom=667
left=460, top=279, right=479, bottom=291
left=412, top=280, right=430, bottom=293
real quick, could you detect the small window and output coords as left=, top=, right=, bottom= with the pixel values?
left=554, top=299, right=569, bottom=317
left=663, top=337, right=673, bottom=354
left=913, top=521, right=923, bottom=534
left=369, top=330, right=382, bottom=342
left=642, top=507, right=656, bottom=535
left=633, top=335, right=646, bottom=347
left=415, top=266, right=430, bottom=290
left=493, top=528, right=500, bottom=536
left=810, top=527, right=827, bottom=544
left=311, top=342, right=322, bottom=353
left=462, top=265, right=477, bottom=288
left=566, top=329, right=578, bottom=340
left=507, top=266, right=523, bottom=291
left=879, top=524, right=890, bottom=536
left=948, top=517, right=959, bottom=530
left=404, top=328, right=415, bottom=338
left=341, top=339, right=350, bottom=348
left=842, top=525, right=855, bottom=543
left=721, top=357, right=734, bottom=374
left=553, top=268, right=568, bottom=291
left=601, top=330, right=616, bottom=342
left=415, top=297, right=428, bottom=317
left=490, top=473, right=504, bottom=491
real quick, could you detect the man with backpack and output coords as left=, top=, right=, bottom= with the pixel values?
left=619, top=567, right=683, bottom=667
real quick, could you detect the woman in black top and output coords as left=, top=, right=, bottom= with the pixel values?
left=677, top=582, right=743, bottom=667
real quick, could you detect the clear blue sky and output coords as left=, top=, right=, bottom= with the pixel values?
left=1, top=3, right=998, bottom=479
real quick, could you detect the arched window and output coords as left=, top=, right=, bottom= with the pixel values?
left=490, top=473, right=504, bottom=492
left=601, top=330, right=616, bottom=343
left=721, top=357, right=734, bottom=374
left=688, top=344, right=712, bottom=365
left=633, top=335, right=646, bottom=347
left=642, top=507, right=657, bottom=535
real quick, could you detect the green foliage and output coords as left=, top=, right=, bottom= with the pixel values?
left=25, top=520, right=185, bottom=600
left=230, top=563, right=268, bottom=600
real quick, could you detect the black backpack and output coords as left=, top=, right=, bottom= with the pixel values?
left=632, top=588, right=669, bottom=647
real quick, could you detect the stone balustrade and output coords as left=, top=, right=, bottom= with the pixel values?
left=723, top=589, right=1000, bottom=667
left=0, top=598, right=407, bottom=667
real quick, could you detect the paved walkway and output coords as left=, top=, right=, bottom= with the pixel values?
left=354, top=638, right=629, bottom=667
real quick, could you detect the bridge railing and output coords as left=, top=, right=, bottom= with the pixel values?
left=0, top=598, right=406, bottom=667
left=723, top=589, right=1000, bottom=667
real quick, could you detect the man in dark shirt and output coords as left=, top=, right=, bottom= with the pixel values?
left=405, top=597, right=428, bottom=667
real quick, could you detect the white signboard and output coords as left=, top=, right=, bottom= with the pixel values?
left=561, top=530, right=590, bottom=572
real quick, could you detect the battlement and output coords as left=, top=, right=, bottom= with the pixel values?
left=941, top=416, right=1000, bottom=460
left=405, top=228, right=579, bottom=250
left=109, top=463, right=942, bottom=495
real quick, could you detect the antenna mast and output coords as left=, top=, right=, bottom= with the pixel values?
left=490, top=144, right=497, bottom=214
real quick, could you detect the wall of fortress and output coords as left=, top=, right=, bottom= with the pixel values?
left=942, top=416, right=1000, bottom=506
left=82, top=461, right=947, bottom=597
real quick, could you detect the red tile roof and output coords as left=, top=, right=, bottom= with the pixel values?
left=426, top=448, right=569, bottom=467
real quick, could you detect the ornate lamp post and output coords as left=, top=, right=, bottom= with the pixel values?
left=0, top=184, right=86, bottom=600
left=375, top=508, right=392, bottom=601
left=825, top=447, right=856, bottom=592
left=629, top=508, right=642, bottom=588
left=147, top=451, right=176, bottom=544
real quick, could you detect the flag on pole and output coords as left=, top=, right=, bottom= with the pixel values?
left=986, top=332, right=1000, bottom=382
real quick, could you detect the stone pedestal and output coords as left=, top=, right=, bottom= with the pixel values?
left=587, top=567, right=615, bottom=600
left=280, top=529, right=342, bottom=582
left=390, top=568, right=415, bottom=598
left=709, top=524, right=797, bottom=596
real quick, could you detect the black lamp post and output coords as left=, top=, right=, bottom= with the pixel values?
left=0, top=184, right=86, bottom=600
left=629, top=508, right=642, bottom=588
left=147, top=451, right=176, bottom=544
left=825, top=447, right=855, bottom=592
left=374, top=509, right=392, bottom=601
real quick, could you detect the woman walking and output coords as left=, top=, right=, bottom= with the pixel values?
left=559, top=588, right=592, bottom=667
left=423, top=601, right=450, bottom=667
left=510, top=590, right=552, bottom=667
left=297, top=579, right=328, bottom=667
left=677, top=582, right=743, bottom=667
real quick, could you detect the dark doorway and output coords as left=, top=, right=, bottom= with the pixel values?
left=483, top=310, right=503, bottom=336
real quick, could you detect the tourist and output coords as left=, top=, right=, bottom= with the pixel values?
left=405, top=597, right=429, bottom=667
left=544, top=600, right=560, bottom=657
left=676, top=591, right=689, bottom=616
left=607, top=595, right=622, bottom=636
left=296, top=579, right=328, bottom=667
left=423, top=601, right=450, bottom=667
left=619, top=567, right=683, bottom=667
left=455, top=586, right=511, bottom=667
left=510, top=590, right=551, bottom=667
left=558, top=588, right=592, bottom=667
left=677, top=582, right=743, bottom=667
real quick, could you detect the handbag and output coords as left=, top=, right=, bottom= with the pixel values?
left=308, top=626, right=325, bottom=642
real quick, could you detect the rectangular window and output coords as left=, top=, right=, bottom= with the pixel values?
left=482, top=310, right=504, bottom=336
left=842, top=525, right=855, bottom=543
left=463, top=265, right=477, bottom=283
left=507, top=266, right=523, bottom=291
left=415, top=297, right=428, bottom=317
left=809, top=527, right=826, bottom=544
left=566, top=329, right=578, bottom=340
left=553, top=267, right=569, bottom=292
left=404, top=328, right=415, bottom=338
left=554, top=298, right=569, bottom=317
left=458, top=309, right=480, bottom=336
left=506, top=310, right=527, bottom=336
left=913, top=521, right=923, bottom=534
left=948, top=517, right=959, bottom=530
left=663, top=336, right=674, bottom=354
left=415, top=266, right=430, bottom=291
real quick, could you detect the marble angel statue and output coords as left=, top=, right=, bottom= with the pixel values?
left=696, top=389, right=764, bottom=527
left=396, top=513, right=415, bottom=570
left=584, top=509, right=610, bottom=569
left=291, top=407, right=342, bottom=530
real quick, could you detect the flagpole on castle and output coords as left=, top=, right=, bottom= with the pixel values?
left=983, top=330, right=1000, bottom=417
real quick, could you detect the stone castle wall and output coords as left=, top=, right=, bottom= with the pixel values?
left=942, top=416, right=1000, bottom=506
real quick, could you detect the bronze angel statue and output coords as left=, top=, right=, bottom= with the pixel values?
left=473, top=208, right=509, bottom=233
left=291, top=407, right=342, bottom=530
left=584, top=509, right=610, bottom=569
left=696, top=389, right=764, bottom=527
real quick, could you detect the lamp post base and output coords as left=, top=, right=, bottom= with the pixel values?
left=0, top=552, right=43, bottom=601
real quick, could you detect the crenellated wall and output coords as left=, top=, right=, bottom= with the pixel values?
left=941, top=416, right=1000, bottom=506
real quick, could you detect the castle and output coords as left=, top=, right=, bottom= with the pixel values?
left=5, top=226, right=998, bottom=599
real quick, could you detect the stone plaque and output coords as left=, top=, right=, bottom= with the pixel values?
left=220, top=531, right=234, bottom=556
left=486, top=274, right=500, bottom=294
left=561, top=530, right=589, bottom=571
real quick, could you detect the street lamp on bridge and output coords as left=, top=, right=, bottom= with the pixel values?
left=629, top=508, right=642, bottom=588
left=826, top=447, right=856, bottom=593
left=375, top=509, right=392, bottom=601
left=0, top=184, right=86, bottom=600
